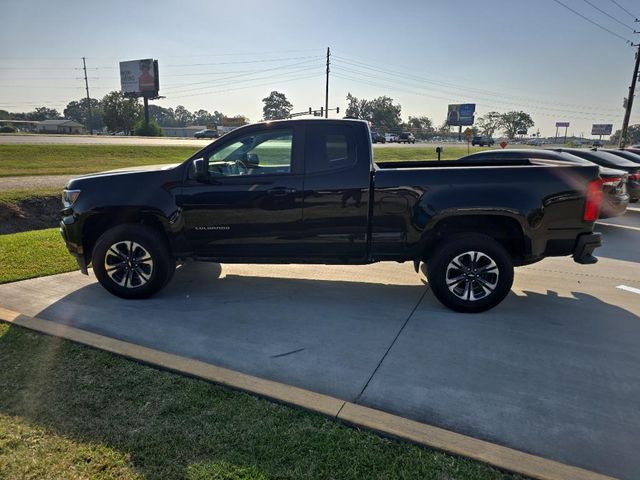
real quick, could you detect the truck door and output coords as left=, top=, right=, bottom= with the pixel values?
left=178, top=125, right=305, bottom=258
left=300, top=123, right=371, bottom=260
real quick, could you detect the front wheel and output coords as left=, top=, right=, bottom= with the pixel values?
left=426, top=234, right=514, bottom=313
left=92, top=224, right=176, bottom=299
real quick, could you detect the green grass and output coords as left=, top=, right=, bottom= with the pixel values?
left=373, top=146, right=488, bottom=162
left=0, top=228, right=78, bottom=283
left=0, top=145, right=199, bottom=177
left=0, top=144, right=501, bottom=177
left=0, top=322, right=524, bottom=480
left=0, top=188, right=61, bottom=207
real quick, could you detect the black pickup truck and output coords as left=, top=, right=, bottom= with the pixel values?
left=60, top=119, right=603, bottom=312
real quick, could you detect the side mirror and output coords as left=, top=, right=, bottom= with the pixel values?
left=246, top=153, right=259, bottom=166
left=191, top=157, right=208, bottom=182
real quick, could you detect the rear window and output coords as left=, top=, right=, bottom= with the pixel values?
left=305, top=125, right=357, bottom=173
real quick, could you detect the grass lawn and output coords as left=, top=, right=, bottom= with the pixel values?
left=0, top=144, right=497, bottom=177
left=0, top=145, right=199, bottom=177
left=0, top=228, right=78, bottom=283
left=0, top=322, right=523, bottom=480
left=0, top=187, right=61, bottom=207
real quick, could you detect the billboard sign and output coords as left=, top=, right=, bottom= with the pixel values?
left=119, top=59, right=159, bottom=97
left=447, top=104, right=475, bottom=126
left=591, top=124, right=613, bottom=135
left=555, top=122, right=570, bottom=128
left=222, top=116, right=247, bottom=127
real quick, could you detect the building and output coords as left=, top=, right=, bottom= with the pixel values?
left=38, top=119, right=85, bottom=134
left=161, top=126, right=207, bottom=137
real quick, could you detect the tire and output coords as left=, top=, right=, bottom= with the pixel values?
left=426, top=234, right=514, bottom=313
left=92, top=224, right=176, bottom=299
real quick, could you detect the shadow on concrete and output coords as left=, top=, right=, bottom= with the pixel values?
left=34, top=261, right=428, bottom=402
left=359, top=288, right=640, bottom=480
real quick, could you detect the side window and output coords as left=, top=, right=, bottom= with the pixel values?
left=206, top=129, right=293, bottom=177
left=306, top=126, right=357, bottom=174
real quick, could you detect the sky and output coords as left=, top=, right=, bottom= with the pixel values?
left=1, top=0, right=639, bottom=137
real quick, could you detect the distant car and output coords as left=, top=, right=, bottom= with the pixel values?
left=194, top=129, right=218, bottom=139
left=460, top=148, right=630, bottom=218
left=385, top=133, right=398, bottom=143
left=371, top=131, right=386, bottom=144
left=397, top=132, right=416, bottom=144
left=592, top=140, right=603, bottom=147
left=527, top=138, right=544, bottom=146
left=471, top=136, right=494, bottom=147
left=552, top=148, right=640, bottom=203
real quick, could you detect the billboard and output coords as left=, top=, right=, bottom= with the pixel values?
left=447, top=104, right=475, bottom=126
left=222, top=116, right=248, bottom=127
left=119, top=59, right=159, bottom=97
left=591, top=124, right=613, bottom=135
left=555, top=122, right=570, bottom=128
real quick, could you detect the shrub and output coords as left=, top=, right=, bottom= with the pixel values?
left=133, top=119, right=162, bottom=137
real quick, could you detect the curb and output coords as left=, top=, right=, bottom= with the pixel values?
left=0, top=306, right=615, bottom=480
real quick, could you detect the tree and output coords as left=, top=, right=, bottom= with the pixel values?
left=26, top=107, right=61, bottom=121
left=610, top=124, right=640, bottom=145
left=101, top=91, right=142, bottom=134
left=477, top=111, right=502, bottom=137
left=262, top=91, right=293, bottom=120
left=134, top=119, right=163, bottom=136
left=344, top=94, right=401, bottom=132
left=148, top=105, right=177, bottom=127
left=193, top=109, right=224, bottom=126
left=499, top=111, right=534, bottom=139
left=405, top=116, right=434, bottom=139
left=174, top=105, right=194, bottom=127
left=64, top=98, right=103, bottom=131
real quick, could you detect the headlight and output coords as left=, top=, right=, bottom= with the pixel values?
left=62, top=189, right=81, bottom=208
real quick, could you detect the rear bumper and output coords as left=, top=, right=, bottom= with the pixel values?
left=572, top=232, right=601, bottom=265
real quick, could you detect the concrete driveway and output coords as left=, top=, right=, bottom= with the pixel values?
left=1, top=214, right=639, bottom=479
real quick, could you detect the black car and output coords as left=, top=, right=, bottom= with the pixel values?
left=397, top=132, right=416, bottom=144
left=472, top=136, right=495, bottom=147
left=552, top=148, right=640, bottom=203
left=603, top=148, right=640, bottom=165
left=370, top=131, right=386, bottom=144
left=194, top=129, right=218, bottom=139
left=459, top=149, right=629, bottom=218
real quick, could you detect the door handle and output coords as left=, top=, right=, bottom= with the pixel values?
left=267, top=187, right=296, bottom=196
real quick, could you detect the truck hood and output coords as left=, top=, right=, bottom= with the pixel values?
left=65, top=163, right=181, bottom=189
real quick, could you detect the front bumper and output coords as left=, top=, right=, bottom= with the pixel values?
left=572, top=232, right=601, bottom=265
left=59, top=219, right=88, bottom=274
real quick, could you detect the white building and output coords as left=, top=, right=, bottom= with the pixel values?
left=38, top=119, right=85, bottom=134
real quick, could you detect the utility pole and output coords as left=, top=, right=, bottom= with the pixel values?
left=620, top=42, right=640, bottom=148
left=325, top=47, right=330, bottom=118
left=82, top=57, right=93, bottom=135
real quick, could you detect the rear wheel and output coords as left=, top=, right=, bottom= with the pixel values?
left=426, top=234, right=514, bottom=313
left=92, top=224, right=175, bottom=299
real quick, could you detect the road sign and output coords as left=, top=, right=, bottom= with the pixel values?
left=555, top=122, right=570, bottom=128
left=463, top=128, right=473, bottom=140
left=500, top=141, right=508, bottom=149
left=591, top=124, right=613, bottom=135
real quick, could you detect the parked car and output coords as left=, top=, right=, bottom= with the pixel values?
left=527, top=138, right=545, bottom=146
left=384, top=133, right=398, bottom=143
left=592, top=140, right=603, bottom=147
left=552, top=148, right=640, bottom=203
left=460, top=149, right=629, bottom=218
left=370, top=131, right=386, bottom=144
left=60, top=119, right=602, bottom=313
left=194, top=129, right=219, bottom=139
left=397, top=132, right=416, bottom=144
left=604, top=148, right=640, bottom=165
left=471, top=136, right=494, bottom=147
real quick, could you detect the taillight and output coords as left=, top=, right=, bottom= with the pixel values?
left=584, top=178, right=603, bottom=222
left=629, top=173, right=640, bottom=181
left=601, top=176, right=622, bottom=186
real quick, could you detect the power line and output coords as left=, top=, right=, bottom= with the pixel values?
left=581, top=0, right=635, bottom=30
left=608, top=0, right=639, bottom=21
left=552, top=0, right=633, bottom=43
left=332, top=55, right=620, bottom=114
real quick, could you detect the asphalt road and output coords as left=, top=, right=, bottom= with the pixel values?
left=0, top=212, right=638, bottom=479
left=0, top=133, right=557, bottom=148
